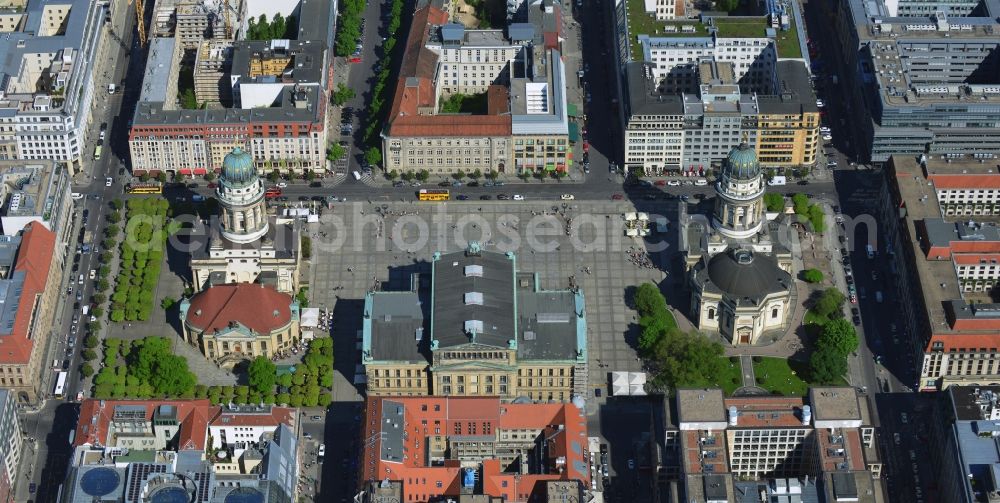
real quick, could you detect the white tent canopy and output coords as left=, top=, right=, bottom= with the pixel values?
left=301, top=307, right=321, bottom=328
left=611, top=371, right=647, bottom=396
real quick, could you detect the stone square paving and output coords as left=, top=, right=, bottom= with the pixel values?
left=309, top=200, right=670, bottom=402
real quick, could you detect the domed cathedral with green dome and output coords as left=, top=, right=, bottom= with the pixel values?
left=680, top=143, right=797, bottom=346
left=189, top=148, right=302, bottom=296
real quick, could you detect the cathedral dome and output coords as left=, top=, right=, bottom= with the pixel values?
left=705, top=249, right=789, bottom=299
left=720, top=143, right=760, bottom=181
left=220, top=148, right=257, bottom=186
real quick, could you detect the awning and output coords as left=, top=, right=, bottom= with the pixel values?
left=193, top=168, right=208, bottom=175
left=568, top=122, right=580, bottom=143
left=545, top=163, right=556, bottom=172
left=567, top=103, right=578, bottom=117
left=179, top=169, right=193, bottom=175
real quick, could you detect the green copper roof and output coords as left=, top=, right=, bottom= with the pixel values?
left=722, top=143, right=760, bottom=180
left=220, top=147, right=257, bottom=186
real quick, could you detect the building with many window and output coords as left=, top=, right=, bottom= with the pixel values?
left=0, top=223, right=62, bottom=403
left=128, top=0, right=333, bottom=177
left=62, top=399, right=298, bottom=503
left=181, top=283, right=300, bottom=368
left=934, top=385, right=1000, bottom=503
left=0, top=390, right=22, bottom=503
left=0, top=0, right=111, bottom=173
left=668, top=387, right=884, bottom=502
left=826, top=0, right=1000, bottom=163
left=381, top=0, right=571, bottom=176
left=624, top=58, right=818, bottom=175
left=877, top=154, right=1000, bottom=390
left=362, top=243, right=587, bottom=401
left=357, top=396, right=590, bottom=503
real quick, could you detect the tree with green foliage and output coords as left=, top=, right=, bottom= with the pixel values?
left=333, top=83, right=356, bottom=106
left=248, top=356, right=277, bottom=394
left=161, top=297, right=176, bottom=310
left=301, top=235, right=312, bottom=260
left=714, top=0, right=740, bottom=11
left=809, top=346, right=848, bottom=384
left=268, top=170, right=281, bottom=183
left=386, top=170, right=399, bottom=181
left=326, top=142, right=345, bottom=162
left=365, top=147, right=382, bottom=168
left=417, top=170, right=430, bottom=182
left=84, top=335, right=99, bottom=349
left=802, top=269, right=824, bottom=283
left=811, top=288, right=845, bottom=320
left=763, top=193, right=785, bottom=212
left=634, top=282, right=669, bottom=318
left=452, top=170, right=466, bottom=181
left=807, top=204, right=826, bottom=232
left=817, top=318, right=860, bottom=357
left=80, top=362, right=95, bottom=377
left=792, top=193, right=810, bottom=215
left=82, top=349, right=97, bottom=361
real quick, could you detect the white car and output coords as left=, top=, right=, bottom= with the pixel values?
left=71, top=192, right=84, bottom=200
left=819, top=126, right=831, bottom=133
left=277, top=182, right=288, bottom=188
left=560, top=194, right=575, bottom=200
left=822, top=134, right=833, bottom=141
left=667, top=180, right=681, bottom=186
left=105, top=177, right=113, bottom=187
left=89, top=269, right=96, bottom=280
left=816, top=99, right=825, bottom=107
left=513, top=194, right=525, bottom=201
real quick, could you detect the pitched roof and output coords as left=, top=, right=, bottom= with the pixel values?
left=360, top=396, right=589, bottom=501
left=186, top=283, right=293, bottom=334
left=386, top=4, right=514, bottom=138
left=208, top=405, right=297, bottom=428
left=930, top=174, right=1000, bottom=190
left=74, top=399, right=213, bottom=450
left=0, top=222, right=55, bottom=364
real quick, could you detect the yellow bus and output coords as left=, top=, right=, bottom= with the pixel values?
left=94, top=145, right=103, bottom=160
left=127, top=183, right=163, bottom=195
left=418, top=189, right=449, bottom=201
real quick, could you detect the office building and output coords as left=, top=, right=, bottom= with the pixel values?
left=0, top=0, right=111, bottom=173
left=382, top=0, right=572, bottom=176
left=189, top=148, right=302, bottom=294
left=670, top=387, right=884, bottom=502
left=0, top=160, right=73, bottom=249
left=936, top=386, right=1000, bottom=503
left=362, top=243, right=588, bottom=400
left=624, top=58, right=818, bottom=175
left=180, top=283, right=301, bottom=368
left=63, top=399, right=298, bottom=503
left=128, top=0, right=334, bottom=177
left=0, top=390, right=22, bottom=503
left=877, top=155, right=1000, bottom=390
left=358, top=396, right=590, bottom=503
left=827, top=0, right=1000, bottom=163
left=0, top=223, right=61, bottom=403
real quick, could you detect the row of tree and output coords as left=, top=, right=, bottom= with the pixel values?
left=633, top=283, right=728, bottom=391
left=91, top=337, right=198, bottom=399
left=109, top=199, right=173, bottom=323
left=360, top=0, right=405, bottom=154
left=247, top=13, right=297, bottom=41
left=792, top=193, right=826, bottom=232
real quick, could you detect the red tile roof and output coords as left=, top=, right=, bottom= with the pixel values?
left=953, top=254, right=1000, bottom=265
left=386, top=5, right=514, bottom=138
left=186, top=283, right=293, bottom=334
left=208, top=405, right=297, bottom=428
left=74, top=399, right=212, bottom=450
left=0, top=223, right=55, bottom=365
left=360, top=397, right=589, bottom=502
left=930, top=174, right=1000, bottom=190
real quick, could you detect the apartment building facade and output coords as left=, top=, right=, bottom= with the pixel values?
left=827, top=0, right=1000, bottom=163
left=382, top=3, right=570, bottom=176
left=362, top=245, right=588, bottom=401
left=624, top=59, right=818, bottom=175
left=878, top=155, right=1000, bottom=390
left=358, top=397, right=590, bottom=503
left=0, top=0, right=110, bottom=173
left=671, top=388, right=883, bottom=502
left=0, top=223, right=61, bottom=402
left=0, top=390, right=22, bottom=503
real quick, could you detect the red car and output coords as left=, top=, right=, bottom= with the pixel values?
left=207, top=182, right=217, bottom=189
left=349, top=57, right=362, bottom=63
left=611, top=194, right=624, bottom=200
left=654, top=180, right=666, bottom=186
left=583, top=141, right=590, bottom=153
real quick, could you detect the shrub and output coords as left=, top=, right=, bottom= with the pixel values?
left=802, top=269, right=824, bottom=283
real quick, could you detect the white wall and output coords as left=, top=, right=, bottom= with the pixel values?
left=238, top=82, right=287, bottom=109
left=244, top=0, right=299, bottom=23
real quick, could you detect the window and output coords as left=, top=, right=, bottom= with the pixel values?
left=772, top=308, right=779, bottom=318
